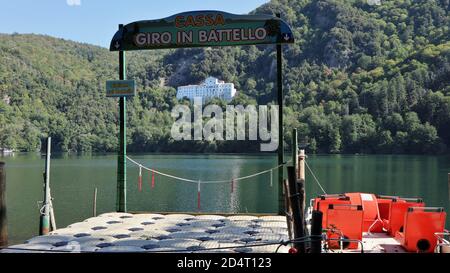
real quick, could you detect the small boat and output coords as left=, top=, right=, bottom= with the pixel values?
left=305, top=193, right=448, bottom=253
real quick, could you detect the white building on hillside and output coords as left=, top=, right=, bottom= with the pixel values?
left=176, top=77, right=237, bottom=102
left=367, top=0, right=381, bottom=5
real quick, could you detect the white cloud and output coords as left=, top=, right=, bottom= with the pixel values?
left=67, top=0, right=81, bottom=6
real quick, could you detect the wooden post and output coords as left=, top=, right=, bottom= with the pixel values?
left=0, top=161, right=7, bottom=247
left=298, top=149, right=306, bottom=212
left=287, top=166, right=306, bottom=252
left=116, top=23, right=127, bottom=213
left=298, top=149, right=306, bottom=251
left=292, top=129, right=298, bottom=175
left=299, top=149, right=305, bottom=182
left=276, top=13, right=285, bottom=215
left=283, top=179, right=293, bottom=240
left=39, top=137, right=51, bottom=235
left=93, top=187, right=98, bottom=217
left=284, top=128, right=298, bottom=241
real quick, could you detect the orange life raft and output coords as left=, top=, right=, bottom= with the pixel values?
left=312, top=192, right=447, bottom=253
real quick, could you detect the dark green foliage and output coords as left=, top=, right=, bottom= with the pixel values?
left=0, top=0, right=449, bottom=154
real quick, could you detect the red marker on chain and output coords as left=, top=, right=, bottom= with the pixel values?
left=152, top=171, right=155, bottom=188
left=197, top=181, right=201, bottom=210
left=138, top=166, right=142, bottom=192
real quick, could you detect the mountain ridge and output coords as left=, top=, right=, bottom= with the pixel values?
left=0, top=0, right=449, bottom=154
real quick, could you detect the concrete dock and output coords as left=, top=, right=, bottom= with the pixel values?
left=1, top=212, right=291, bottom=253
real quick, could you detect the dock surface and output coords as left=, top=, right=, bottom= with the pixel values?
left=2, top=212, right=290, bottom=253
left=342, top=232, right=406, bottom=253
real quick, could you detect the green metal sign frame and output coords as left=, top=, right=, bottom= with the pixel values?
left=110, top=11, right=294, bottom=214
left=110, top=10, right=294, bottom=51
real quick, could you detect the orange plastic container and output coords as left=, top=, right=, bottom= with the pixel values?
left=314, top=194, right=351, bottom=228
left=313, top=194, right=348, bottom=210
left=396, top=207, right=446, bottom=253
left=387, top=198, right=425, bottom=236
left=346, top=193, right=382, bottom=232
left=325, top=204, right=364, bottom=249
left=377, top=197, right=393, bottom=221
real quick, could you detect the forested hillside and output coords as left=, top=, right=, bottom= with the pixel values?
left=0, top=0, right=449, bottom=154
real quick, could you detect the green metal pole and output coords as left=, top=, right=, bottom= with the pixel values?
left=116, top=24, right=127, bottom=212
left=39, top=137, right=51, bottom=235
left=0, top=161, right=7, bottom=247
left=276, top=13, right=285, bottom=215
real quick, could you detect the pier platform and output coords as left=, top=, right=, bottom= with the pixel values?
left=2, top=212, right=291, bottom=253
left=343, top=232, right=406, bottom=253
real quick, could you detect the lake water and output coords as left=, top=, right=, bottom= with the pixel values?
left=1, top=153, right=449, bottom=245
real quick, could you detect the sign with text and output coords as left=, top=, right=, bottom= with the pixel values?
left=106, top=80, right=136, bottom=97
left=110, top=10, right=294, bottom=51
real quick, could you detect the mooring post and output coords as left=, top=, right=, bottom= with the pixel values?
left=0, top=162, right=7, bottom=247
left=284, top=128, right=298, bottom=241
left=299, top=149, right=306, bottom=214
left=287, top=166, right=306, bottom=252
left=116, top=23, right=127, bottom=213
left=298, top=149, right=307, bottom=251
left=292, top=129, right=298, bottom=175
left=93, top=187, right=98, bottom=217
left=39, top=137, right=51, bottom=235
left=276, top=13, right=285, bottom=215
left=283, top=179, right=293, bottom=240
left=49, top=188, right=56, bottom=231
left=310, top=210, right=323, bottom=253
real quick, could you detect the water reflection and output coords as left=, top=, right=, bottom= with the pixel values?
left=1, top=153, right=449, bottom=245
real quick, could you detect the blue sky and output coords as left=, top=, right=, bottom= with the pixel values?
left=0, top=0, right=269, bottom=48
